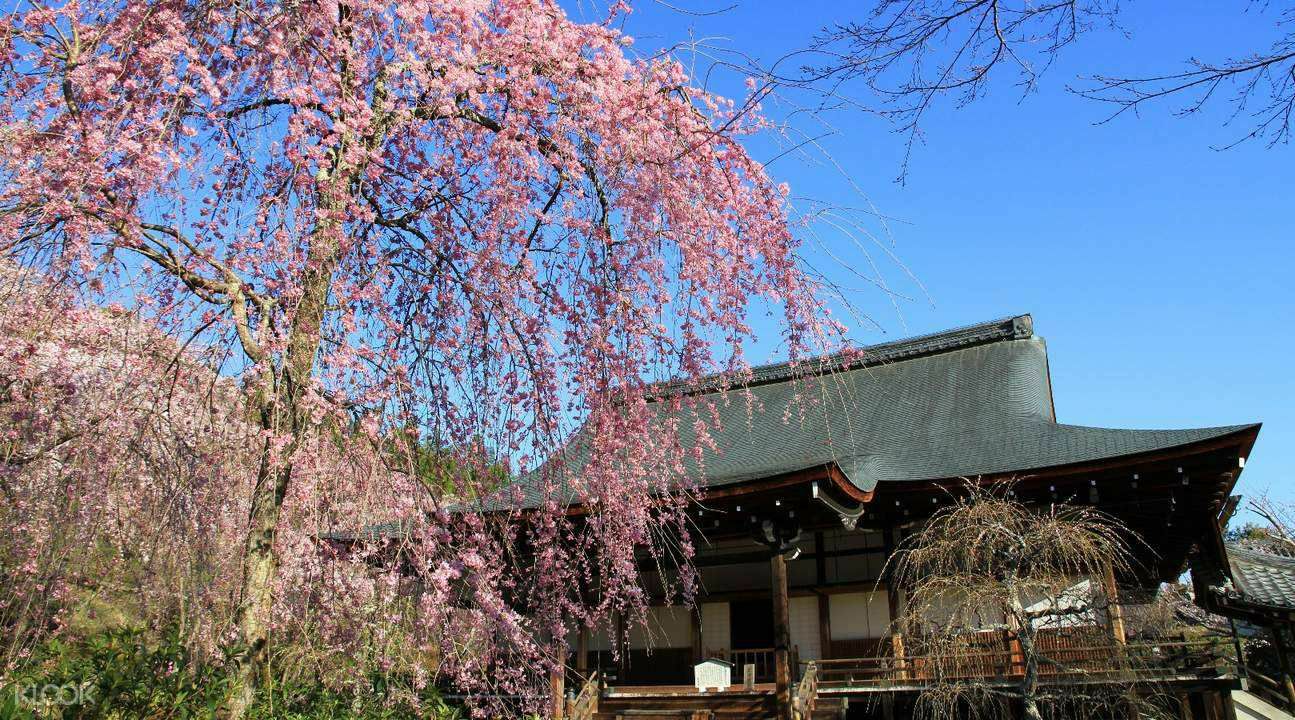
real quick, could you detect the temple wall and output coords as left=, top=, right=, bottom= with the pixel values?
left=920, top=591, right=1007, bottom=630
left=628, top=606, right=691, bottom=649
left=700, top=602, right=730, bottom=655
left=789, top=596, right=822, bottom=660
left=697, top=561, right=769, bottom=592
left=828, top=591, right=891, bottom=640
left=818, top=530, right=886, bottom=584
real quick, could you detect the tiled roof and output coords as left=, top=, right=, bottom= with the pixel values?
left=485, top=314, right=1256, bottom=510
left=646, top=315, right=1034, bottom=399
left=1224, top=544, right=1295, bottom=610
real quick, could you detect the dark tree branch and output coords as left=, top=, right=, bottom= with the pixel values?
left=1075, top=40, right=1295, bottom=148
left=806, top=0, right=1117, bottom=179
left=802, top=1, right=1292, bottom=176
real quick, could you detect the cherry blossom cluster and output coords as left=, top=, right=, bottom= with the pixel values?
left=0, top=0, right=840, bottom=714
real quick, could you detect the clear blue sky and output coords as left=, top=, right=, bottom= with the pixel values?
left=566, top=1, right=1294, bottom=517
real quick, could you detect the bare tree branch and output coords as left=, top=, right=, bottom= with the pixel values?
left=803, top=1, right=1293, bottom=176
left=806, top=0, right=1119, bottom=179
left=1075, top=35, right=1295, bottom=149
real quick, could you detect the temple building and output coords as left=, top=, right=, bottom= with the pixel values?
left=557, top=315, right=1261, bottom=720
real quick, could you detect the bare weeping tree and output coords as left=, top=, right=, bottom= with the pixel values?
left=802, top=1, right=1295, bottom=176
left=888, top=482, right=1179, bottom=720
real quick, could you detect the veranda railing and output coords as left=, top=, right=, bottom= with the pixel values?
left=809, top=636, right=1234, bottom=689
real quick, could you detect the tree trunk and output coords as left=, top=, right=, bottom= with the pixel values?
left=1019, top=621, right=1044, bottom=720
left=223, top=11, right=381, bottom=707
left=225, top=207, right=341, bottom=718
left=1008, top=585, right=1044, bottom=720
left=226, top=455, right=292, bottom=717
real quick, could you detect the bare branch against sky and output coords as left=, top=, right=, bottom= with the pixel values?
left=798, top=1, right=1294, bottom=178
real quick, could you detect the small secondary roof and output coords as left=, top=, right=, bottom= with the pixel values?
left=1221, top=544, right=1295, bottom=611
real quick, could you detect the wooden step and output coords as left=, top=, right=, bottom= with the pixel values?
left=594, top=688, right=777, bottom=720
left=809, top=696, right=848, bottom=720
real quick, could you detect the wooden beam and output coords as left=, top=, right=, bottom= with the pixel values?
left=682, top=544, right=886, bottom=571
left=823, top=463, right=875, bottom=503
left=693, top=465, right=834, bottom=501
left=687, top=580, right=894, bottom=605
left=771, top=552, right=792, bottom=720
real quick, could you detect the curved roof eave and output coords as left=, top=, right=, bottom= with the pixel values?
left=686, top=421, right=1260, bottom=497
left=830, top=421, right=1260, bottom=493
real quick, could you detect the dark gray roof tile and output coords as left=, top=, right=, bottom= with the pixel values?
left=1224, top=544, right=1295, bottom=609
left=488, top=314, right=1257, bottom=510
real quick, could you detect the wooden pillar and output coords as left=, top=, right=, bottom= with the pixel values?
left=815, top=531, right=831, bottom=660
left=577, top=627, right=590, bottom=677
left=891, top=633, right=907, bottom=681
left=1007, top=629, right=1024, bottom=677
left=551, top=637, right=566, bottom=720
left=1208, top=690, right=1231, bottom=720
left=817, top=593, right=832, bottom=661
left=814, top=531, right=827, bottom=585
left=1229, top=619, right=1246, bottom=682
left=772, top=551, right=792, bottom=720
left=1220, top=690, right=1237, bottom=720
left=883, top=526, right=906, bottom=636
left=1101, top=562, right=1127, bottom=644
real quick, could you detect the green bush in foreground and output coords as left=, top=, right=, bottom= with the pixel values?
left=1, top=628, right=459, bottom=720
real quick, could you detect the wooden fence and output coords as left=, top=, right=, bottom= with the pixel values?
left=811, top=634, right=1234, bottom=690
left=704, top=646, right=799, bottom=684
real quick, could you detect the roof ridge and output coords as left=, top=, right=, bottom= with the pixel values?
left=1226, top=542, right=1295, bottom=566
left=648, top=313, right=1034, bottom=400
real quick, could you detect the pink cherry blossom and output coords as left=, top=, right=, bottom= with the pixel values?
left=0, top=1, right=839, bottom=716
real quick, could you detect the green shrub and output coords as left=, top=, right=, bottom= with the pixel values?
left=1, top=628, right=458, bottom=720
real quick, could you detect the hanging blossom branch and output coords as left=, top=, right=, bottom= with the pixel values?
left=0, top=0, right=850, bottom=716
